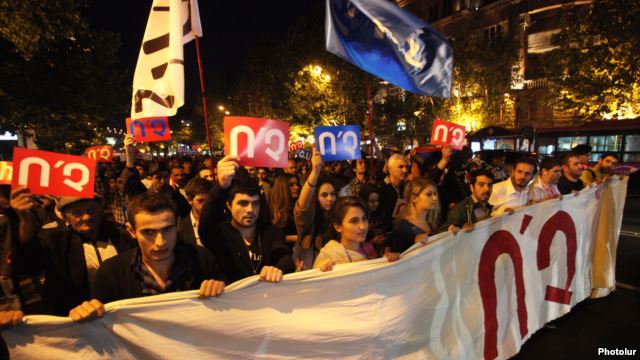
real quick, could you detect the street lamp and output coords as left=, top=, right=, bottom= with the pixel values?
left=218, top=105, right=225, bottom=111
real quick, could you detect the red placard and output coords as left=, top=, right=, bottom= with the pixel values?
left=0, top=162, right=12, bottom=185
left=126, top=116, right=171, bottom=142
left=11, top=147, right=96, bottom=198
left=224, top=116, right=289, bottom=168
left=289, top=140, right=304, bottom=152
left=85, top=146, right=113, bottom=162
left=429, top=119, right=466, bottom=150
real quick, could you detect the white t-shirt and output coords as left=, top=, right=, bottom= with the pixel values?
left=83, top=241, right=118, bottom=294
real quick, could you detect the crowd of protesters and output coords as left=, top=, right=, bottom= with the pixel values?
left=0, top=136, right=621, bottom=333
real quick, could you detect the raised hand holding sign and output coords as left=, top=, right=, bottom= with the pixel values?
left=126, top=117, right=172, bottom=142
left=313, top=125, right=361, bottom=161
left=11, top=148, right=95, bottom=198
left=430, top=119, right=466, bottom=150
left=224, top=117, right=289, bottom=168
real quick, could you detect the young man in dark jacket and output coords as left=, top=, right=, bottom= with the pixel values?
left=199, top=155, right=295, bottom=284
left=69, top=192, right=225, bottom=322
left=439, top=169, right=494, bottom=233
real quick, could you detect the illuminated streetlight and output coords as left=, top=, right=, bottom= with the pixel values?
left=218, top=105, right=225, bottom=111
left=225, top=111, right=230, bottom=115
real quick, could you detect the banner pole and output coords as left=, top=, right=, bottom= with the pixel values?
left=194, top=36, right=213, bottom=156
left=365, top=76, right=376, bottom=179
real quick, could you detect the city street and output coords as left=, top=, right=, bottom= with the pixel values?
left=515, top=193, right=640, bottom=359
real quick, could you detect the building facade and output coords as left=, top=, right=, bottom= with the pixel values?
left=399, top=0, right=592, bottom=129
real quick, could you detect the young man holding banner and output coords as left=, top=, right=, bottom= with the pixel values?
left=198, top=156, right=295, bottom=284
left=68, top=193, right=225, bottom=322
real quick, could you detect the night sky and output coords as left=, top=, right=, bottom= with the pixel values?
left=86, top=0, right=321, bottom=104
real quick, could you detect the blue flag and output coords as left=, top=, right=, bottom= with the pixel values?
left=326, top=0, right=453, bottom=98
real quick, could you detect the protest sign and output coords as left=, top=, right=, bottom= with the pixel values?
left=5, top=178, right=628, bottom=359
left=224, top=116, right=289, bottom=168
left=314, top=125, right=361, bottom=161
left=11, top=147, right=96, bottom=198
left=0, top=161, right=12, bottom=185
left=289, top=140, right=304, bottom=152
left=430, top=119, right=466, bottom=150
left=295, top=149, right=312, bottom=161
left=85, top=146, right=113, bottom=162
left=126, top=116, right=172, bottom=142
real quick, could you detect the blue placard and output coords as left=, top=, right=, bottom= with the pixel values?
left=295, top=148, right=312, bottom=160
left=313, top=125, right=361, bottom=161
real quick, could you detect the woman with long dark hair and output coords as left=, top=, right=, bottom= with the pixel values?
left=269, top=174, right=301, bottom=246
left=313, top=196, right=377, bottom=270
left=293, top=149, right=337, bottom=270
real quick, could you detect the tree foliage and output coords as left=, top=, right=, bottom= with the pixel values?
left=0, top=0, right=126, bottom=152
left=545, top=0, right=640, bottom=120
left=435, top=16, right=518, bottom=130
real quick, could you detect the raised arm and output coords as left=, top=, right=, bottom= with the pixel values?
left=296, top=148, right=322, bottom=212
left=198, top=155, right=239, bottom=252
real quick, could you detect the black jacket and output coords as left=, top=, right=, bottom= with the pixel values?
left=93, top=243, right=223, bottom=304
left=199, top=185, right=295, bottom=284
left=177, top=214, right=198, bottom=247
left=17, top=221, right=135, bottom=315
left=438, top=196, right=493, bottom=232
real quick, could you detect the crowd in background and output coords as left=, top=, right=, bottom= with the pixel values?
left=0, top=136, right=620, bottom=332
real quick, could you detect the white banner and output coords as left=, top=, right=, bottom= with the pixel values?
left=5, top=178, right=628, bottom=359
left=131, top=0, right=202, bottom=120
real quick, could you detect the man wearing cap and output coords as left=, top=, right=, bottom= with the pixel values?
left=11, top=188, right=135, bottom=315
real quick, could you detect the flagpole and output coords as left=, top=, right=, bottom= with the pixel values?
left=365, top=76, right=376, bottom=179
left=194, top=36, right=213, bottom=155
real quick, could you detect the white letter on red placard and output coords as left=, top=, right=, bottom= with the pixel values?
left=18, top=157, right=50, bottom=187
left=451, top=128, right=465, bottom=146
left=230, top=125, right=255, bottom=158
left=62, top=163, right=90, bottom=192
left=264, top=129, right=284, bottom=161
left=433, top=124, right=448, bottom=143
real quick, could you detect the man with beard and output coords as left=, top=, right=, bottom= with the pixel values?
left=439, top=169, right=494, bottom=232
left=580, top=152, right=619, bottom=185
left=198, top=156, right=295, bottom=283
left=489, top=157, right=537, bottom=215
left=529, top=156, right=562, bottom=204
left=558, top=153, right=585, bottom=195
